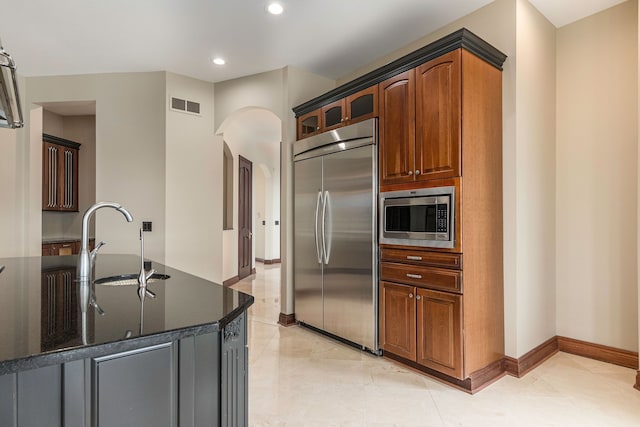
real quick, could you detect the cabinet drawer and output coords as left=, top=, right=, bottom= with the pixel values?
left=380, top=247, right=461, bottom=269
left=381, top=262, right=462, bottom=293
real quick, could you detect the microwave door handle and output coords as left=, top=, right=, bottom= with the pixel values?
left=314, top=191, right=323, bottom=264
left=322, top=190, right=331, bottom=264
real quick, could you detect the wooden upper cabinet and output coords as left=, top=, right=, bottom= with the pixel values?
left=321, top=99, right=345, bottom=131
left=42, top=135, right=80, bottom=212
left=415, top=50, right=461, bottom=181
left=416, top=288, right=463, bottom=379
left=297, top=108, right=322, bottom=140
left=296, top=86, right=379, bottom=140
left=345, top=85, right=378, bottom=124
left=379, top=69, right=416, bottom=187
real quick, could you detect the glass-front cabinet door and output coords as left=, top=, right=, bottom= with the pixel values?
left=346, top=85, right=378, bottom=124
left=321, top=99, right=345, bottom=131
left=297, top=108, right=322, bottom=140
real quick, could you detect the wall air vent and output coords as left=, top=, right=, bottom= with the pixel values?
left=170, top=96, right=201, bottom=116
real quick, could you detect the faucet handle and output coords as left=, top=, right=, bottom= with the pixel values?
left=90, top=297, right=105, bottom=316
left=91, top=240, right=106, bottom=256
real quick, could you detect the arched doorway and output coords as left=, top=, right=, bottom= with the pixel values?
left=216, top=107, right=281, bottom=283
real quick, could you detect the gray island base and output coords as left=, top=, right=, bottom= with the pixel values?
left=0, top=255, right=253, bottom=427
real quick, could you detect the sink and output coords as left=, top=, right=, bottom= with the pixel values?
left=95, top=273, right=171, bottom=286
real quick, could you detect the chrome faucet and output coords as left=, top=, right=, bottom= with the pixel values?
left=77, top=202, right=133, bottom=284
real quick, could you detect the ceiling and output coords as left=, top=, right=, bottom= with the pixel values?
left=0, top=0, right=627, bottom=84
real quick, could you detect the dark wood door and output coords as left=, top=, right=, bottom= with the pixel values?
left=415, top=49, right=461, bottom=181
left=380, top=281, right=416, bottom=360
left=416, top=288, right=463, bottom=379
left=379, top=69, right=416, bottom=189
left=238, top=156, right=253, bottom=280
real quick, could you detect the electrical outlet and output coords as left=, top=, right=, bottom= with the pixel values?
left=142, top=221, right=152, bottom=232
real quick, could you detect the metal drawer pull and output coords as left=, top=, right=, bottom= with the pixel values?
left=406, top=273, right=422, bottom=279
left=406, top=255, right=422, bottom=261
left=416, top=295, right=421, bottom=300
left=408, top=293, right=413, bottom=298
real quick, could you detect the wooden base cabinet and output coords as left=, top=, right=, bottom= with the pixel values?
left=380, top=282, right=463, bottom=380
left=380, top=282, right=416, bottom=360
left=416, top=288, right=463, bottom=379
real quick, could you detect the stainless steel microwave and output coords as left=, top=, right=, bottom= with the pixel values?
left=379, top=186, right=455, bottom=248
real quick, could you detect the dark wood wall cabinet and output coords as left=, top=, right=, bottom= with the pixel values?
left=293, top=28, right=506, bottom=393
left=42, top=134, right=81, bottom=212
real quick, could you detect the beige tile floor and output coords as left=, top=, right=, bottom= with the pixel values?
left=232, top=263, right=640, bottom=427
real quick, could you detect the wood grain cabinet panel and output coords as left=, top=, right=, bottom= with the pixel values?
left=380, top=246, right=462, bottom=269
left=415, top=50, right=461, bottom=181
left=416, top=288, right=463, bottom=379
left=380, top=281, right=416, bottom=360
left=345, top=85, right=378, bottom=124
left=381, top=262, right=462, bottom=293
left=379, top=69, right=416, bottom=187
left=297, top=109, right=322, bottom=139
left=42, top=134, right=80, bottom=212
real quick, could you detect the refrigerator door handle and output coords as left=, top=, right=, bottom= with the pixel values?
left=322, top=190, right=331, bottom=264
left=314, top=191, right=323, bottom=264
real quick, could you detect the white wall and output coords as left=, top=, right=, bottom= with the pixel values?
left=25, top=72, right=167, bottom=261
left=0, top=127, right=23, bottom=257
left=214, top=69, right=285, bottom=129
left=255, top=166, right=266, bottom=260
left=513, top=0, right=557, bottom=357
left=556, top=0, right=639, bottom=351
left=165, top=72, right=221, bottom=282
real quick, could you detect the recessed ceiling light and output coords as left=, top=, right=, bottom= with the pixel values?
left=212, top=57, right=226, bottom=65
left=267, top=2, right=284, bottom=15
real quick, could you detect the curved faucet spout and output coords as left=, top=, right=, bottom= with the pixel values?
left=77, top=202, right=134, bottom=283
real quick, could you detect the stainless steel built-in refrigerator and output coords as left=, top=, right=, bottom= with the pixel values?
left=293, top=118, right=378, bottom=353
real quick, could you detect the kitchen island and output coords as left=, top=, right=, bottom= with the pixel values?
left=0, top=254, right=253, bottom=427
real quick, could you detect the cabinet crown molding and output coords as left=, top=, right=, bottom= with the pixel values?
left=292, top=27, right=507, bottom=118
left=43, top=133, right=81, bottom=150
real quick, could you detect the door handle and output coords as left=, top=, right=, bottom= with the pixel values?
left=322, top=190, right=331, bottom=264
left=248, top=231, right=253, bottom=238
left=314, top=191, right=323, bottom=264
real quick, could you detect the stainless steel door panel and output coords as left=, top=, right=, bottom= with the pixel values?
left=321, top=145, right=377, bottom=349
left=294, top=157, right=324, bottom=329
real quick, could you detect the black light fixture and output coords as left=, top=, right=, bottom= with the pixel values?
left=0, top=37, right=24, bottom=129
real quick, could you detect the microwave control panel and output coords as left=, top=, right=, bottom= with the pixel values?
left=437, top=204, right=448, bottom=233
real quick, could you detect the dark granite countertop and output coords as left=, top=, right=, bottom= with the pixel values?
left=0, top=254, right=253, bottom=375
